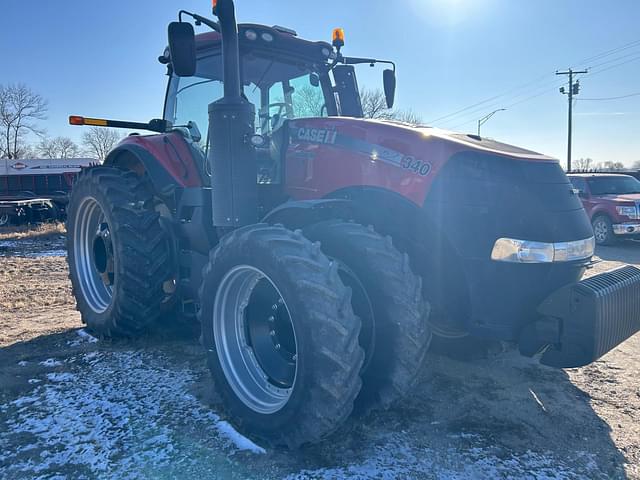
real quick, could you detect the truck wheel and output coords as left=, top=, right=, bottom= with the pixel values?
left=592, top=215, right=617, bottom=246
left=304, top=221, right=432, bottom=411
left=66, top=166, right=173, bottom=336
left=0, top=213, right=9, bottom=227
left=199, top=224, right=364, bottom=447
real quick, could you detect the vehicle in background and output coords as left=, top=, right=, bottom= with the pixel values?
left=0, top=158, right=94, bottom=226
left=568, top=173, right=640, bottom=245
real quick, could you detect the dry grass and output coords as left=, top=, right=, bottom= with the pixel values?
left=0, top=222, right=66, bottom=241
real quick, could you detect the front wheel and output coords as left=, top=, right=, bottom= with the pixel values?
left=304, top=221, right=432, bottom=411
left=592, top=215, right=617, bottom=246
left=199, top=224, right=364, bottom=448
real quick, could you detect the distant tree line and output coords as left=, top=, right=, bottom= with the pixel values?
left=3, top=83, right=637, bottom=169
left=0, top=83, right=121, bottom=161
left=572, top=157, right=640, bottom=172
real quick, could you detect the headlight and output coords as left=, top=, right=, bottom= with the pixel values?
left=616, top=206, right=639, bottom=219
left=491, top=237, right=595, bottom=263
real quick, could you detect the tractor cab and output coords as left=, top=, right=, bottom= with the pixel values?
left=161, top=21, right=394, bottom=139
left=163, top=26, right=340, bottom=140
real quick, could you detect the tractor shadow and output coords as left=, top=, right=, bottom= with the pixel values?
left=595, top=240, right=640, bottom=265
left=284, top=341, right=629, bottom=478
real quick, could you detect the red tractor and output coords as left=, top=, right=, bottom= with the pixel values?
left=67, top=1, right=640, bottom=447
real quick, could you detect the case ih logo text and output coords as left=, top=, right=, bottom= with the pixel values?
left=296, top=127, right=337, bottom=145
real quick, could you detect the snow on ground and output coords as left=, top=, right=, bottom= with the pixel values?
left=0, top=239, right=66, bottom=257
left=0, top=349, right=268, bottom=479
left=0, top=343, right=611, bottom=480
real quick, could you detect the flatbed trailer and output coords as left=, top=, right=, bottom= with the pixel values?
left=0, top=197, right=56, bottom=226
left=0, top=158, right=94, bottom=226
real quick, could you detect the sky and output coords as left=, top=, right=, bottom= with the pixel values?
left=1, top=0, right=639, bottom=167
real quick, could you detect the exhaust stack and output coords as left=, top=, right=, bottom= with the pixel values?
left=209, top=0, right=257, bottom=227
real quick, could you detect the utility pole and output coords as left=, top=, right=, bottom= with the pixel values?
left=556, top=68, right=587, bottom=172
left=477, top=108, right=506, bottom=136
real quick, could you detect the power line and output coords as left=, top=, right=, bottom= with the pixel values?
left=577, top=92, right=640, bottom=101
left=572, top=38, right=640, bottom=67
left=429, top=38, right=640, bottom=127
left=587, top=54, right=640, bottom=77
left=444, top=54, right=640, bottom=130
left=586, top=48, right=640, bottom=70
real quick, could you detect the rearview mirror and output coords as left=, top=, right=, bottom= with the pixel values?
left=383, top=69, right=396, bottom=109
left=168, top=22, right=196, bottom=77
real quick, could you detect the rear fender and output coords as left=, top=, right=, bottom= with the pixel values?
left=105, top=133, right=205, bottom=204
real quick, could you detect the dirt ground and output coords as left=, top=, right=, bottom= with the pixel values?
left=1, top=227, right=639, bottom=479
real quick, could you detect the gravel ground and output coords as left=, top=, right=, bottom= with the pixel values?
left=0, top=233, right=639, bottom=479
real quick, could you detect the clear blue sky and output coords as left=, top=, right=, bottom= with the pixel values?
left=2, top=0, right=639, bottom=166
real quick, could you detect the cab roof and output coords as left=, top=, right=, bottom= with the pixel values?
left=194, top=24, right=335, bottom=66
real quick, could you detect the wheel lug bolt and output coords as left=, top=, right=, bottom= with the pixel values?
left=275, top=343, right=281, bottom=350
left=292, top=354, right=297, bottom=361
left=270, top=330, right=276, bottom=337
left=272, top=304, right=278, bottom=311
left=268, top=316, right=275, bottom=322
left=278, top=298, right=284, bottom=305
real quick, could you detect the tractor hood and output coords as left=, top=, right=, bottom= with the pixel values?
left=285, top=116, right=565, bottom=210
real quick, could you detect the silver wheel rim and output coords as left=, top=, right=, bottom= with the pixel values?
left=593, top=219, right=608, bottom=243
left=73, top=197, right=114, bottom=313
left=0, top=213, right=8, bottom=226
left=213, top=265, right=298, bottom=414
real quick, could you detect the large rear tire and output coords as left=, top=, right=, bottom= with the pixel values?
left=66, top=166, right=173, bottom=336
left=304, top=220, right=432, bottom=411
left=199, top=224, right=364, bottom=448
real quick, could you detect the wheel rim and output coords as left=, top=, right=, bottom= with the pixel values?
left=593, top=219, right=608, bottom=243
left=73, top=197, right=114, bottom=313
left=0, top=213, right=8, bottom=226
left=213, top=265, right=298, bottom=414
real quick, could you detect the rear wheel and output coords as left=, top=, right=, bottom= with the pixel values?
left=304, top=220, right=432, bottom=411
left=592, top=215, right=617, bottom=246
left=199, top=224, right=364, bottom=448
left=66, top=166, right=173, bottom=336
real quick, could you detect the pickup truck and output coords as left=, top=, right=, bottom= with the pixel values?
left=567, top=173, right=640, bottom=245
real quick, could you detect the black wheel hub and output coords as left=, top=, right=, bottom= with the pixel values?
left=337, top=262, right=376, bottom=372
left=244, top=279, right=297, bottom=388
left=93, top=222, right=115, bottom=287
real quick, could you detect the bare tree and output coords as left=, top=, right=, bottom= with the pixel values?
left=361, top=87, right=391, bottom=120
left=81, top=127, right=121, bottom=161
left=573, top=157, right=595, bottom=171
left=360, top=87, right=423, bottom=124
left=38, top=136, right=81, bottom=159
left=293, top=86, right=326, bottom=118
left=0, top=83, right=48, bottom=159
left=597, top=160, right=626, bottom=171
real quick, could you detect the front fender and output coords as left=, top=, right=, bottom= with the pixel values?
left=262, top=199, right=354, bottom=229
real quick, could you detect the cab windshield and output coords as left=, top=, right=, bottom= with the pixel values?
left=164, top=51, right=329, bottom=137
left=587, top=176, right=640, bottom=195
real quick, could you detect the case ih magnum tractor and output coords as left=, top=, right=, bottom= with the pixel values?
left=67, top=0, right=640, bottom=447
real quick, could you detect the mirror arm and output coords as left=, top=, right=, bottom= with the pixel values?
left=178, top=10, right=220, bottom=32
left=342, top=57, right=396, bottom=72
